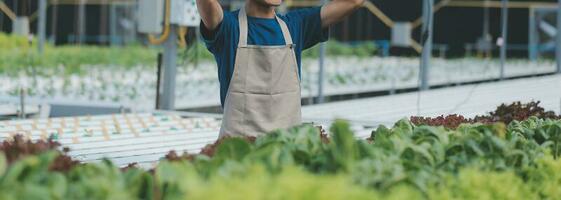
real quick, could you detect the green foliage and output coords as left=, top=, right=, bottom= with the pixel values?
left=0, top=151, right=67, bottom=200
left=0, top=32, right=160, bottom=74
left=0, top=45, right=159, bottom=75
left=122, top=168, right=154, bottom=200
left=523, top=153, right=561, bottom=199
left=184, top=165, right=380, bottom=200
left=426, top=154, right=561, bottom=200
left=155, top=161, right=199, bottom=200
left=0, top=33, right=34, bottom=50
left=427, top=168, right=536, bottom=200
left=1, top=117, right=561, bottom=199
left=302, top=40, right=378, bottom=58
left=65, top=160, right=137, bottom=200
left=178, top=42, right=215, bottom=63
left=329, top=120, right=360, bottom=171
left=214, top=137, right=252, bottom=161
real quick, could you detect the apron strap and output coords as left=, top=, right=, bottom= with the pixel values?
left=238, top=7, right=294, bottom=47
left=275, top=15, right=294, bottom=45
left=238, top=8, right=249, bottom=47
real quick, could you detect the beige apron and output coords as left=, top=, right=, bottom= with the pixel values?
left=219, top=8, right=302, bottom=137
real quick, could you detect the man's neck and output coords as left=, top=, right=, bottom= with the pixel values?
left=245, top=1, right=276, bottom=18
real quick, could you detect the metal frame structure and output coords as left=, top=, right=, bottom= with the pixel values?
left=285, top=0, right=561, bottom=104
left=361, top=0, right=561, bottom=86
left=316, top=0, right=328, bottom=103
left=160, top=25, right=178, bottom=110
left=1, top=0, right=136, bottom=50
left=420, top=0, right=434, bottom=91
left=558, top=0, right=561, bottom=74
left=474, top=0, right=492, bottom=57
left=2, top=0, right=561, bottom=110
left=37, top=0, right=47, bottom=52
left=529, top=7, right=558, bottom=61
left=500, top=0, right=508, bottom=80
left=306, top=0, right=561, bottom=91
left=529, top=4, right=561, bottom=75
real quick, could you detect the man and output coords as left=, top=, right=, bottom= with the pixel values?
left=197, top=0, right=363, bottom=137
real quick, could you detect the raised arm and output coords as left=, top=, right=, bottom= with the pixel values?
left=196, top=0, right=224, bottom=30
left=320, top=0, right=365, bottom=28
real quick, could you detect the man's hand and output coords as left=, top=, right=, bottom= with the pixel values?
left=321, top=0, right=365, bottom=28
left=196, top=0, right=224, bottom=30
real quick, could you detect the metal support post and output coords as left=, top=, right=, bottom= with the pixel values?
left=529, top=8, right=538, bottom=61
left=420, top=0, right=434, bottom=91
left=483, top=0, right=491, bottom=56
left=159, top=26, right=178, bottom=110
left=50, top=0, right=58, bottom=43
left=483, top=1, right=489, bottom=40
left=125, top=4, right=136, bottom=44
left=557, top=0, right=561, bottom=73
left=316, top=0, right=327, bottom=104
left=37, top=0, right=47, bottom=53
left=109, top=3, right=118, bottom=45
left=19, top=88, right=26, bottom=119
left=536, top=13, right=544, bottom=59
left=195, top=26, right=202, bottom=67
left=100, top=0, right=108, bottom=43
left=500, top=0, right=508, bottom=80
left=77, top=0, right=86, bottom=44
left=156, top=53, right=163, bottom=109
left=13, top=0, right=18, bottom=16
left=317, top=40, right=326, bottom=104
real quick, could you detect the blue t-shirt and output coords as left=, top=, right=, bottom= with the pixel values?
left=201, top=7, right=329, bottom=107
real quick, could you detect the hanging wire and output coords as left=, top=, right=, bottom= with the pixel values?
left=447, top=83, right=480, bottom=115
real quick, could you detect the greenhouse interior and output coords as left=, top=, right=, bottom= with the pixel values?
left=1, top=0, right=561, bottom=199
